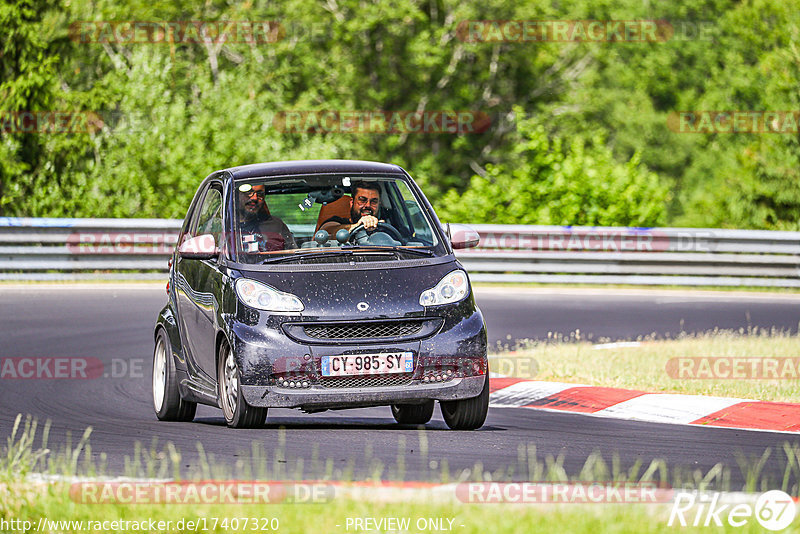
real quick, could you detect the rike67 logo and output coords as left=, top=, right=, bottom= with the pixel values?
left=669, top=490, right=796, bottom=530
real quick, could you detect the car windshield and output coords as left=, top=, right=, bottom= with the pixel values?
left=231, top=174, right=444, bottom=264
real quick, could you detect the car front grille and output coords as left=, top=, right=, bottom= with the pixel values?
left=318, top=374, right=414, bottom=389
left=304, top=321, right=423, bottom=340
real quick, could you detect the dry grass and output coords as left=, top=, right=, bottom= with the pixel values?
left=490, top=329, right=800, bottom=402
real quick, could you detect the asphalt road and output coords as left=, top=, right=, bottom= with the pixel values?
left=476, top=286, right=800, bottom=347
left=0, top=284, right=798, bottom=488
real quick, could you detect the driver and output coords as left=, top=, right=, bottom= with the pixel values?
left=319, top=181, right=381, bottom=235
left=238, top=183, right=297, bottom=252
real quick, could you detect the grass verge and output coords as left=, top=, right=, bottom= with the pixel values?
left=5, top=489, right=795, bottom=534
left=490, top=329, right=800, bottom=402
left=1, top=414, right=799, bottom=534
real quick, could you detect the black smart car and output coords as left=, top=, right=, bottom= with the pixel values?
left=152, top=160, right=488, bottom=429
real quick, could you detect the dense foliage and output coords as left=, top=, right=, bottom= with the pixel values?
left=1, top=0, right=798, bottom=228
left=437, top=109, right=669, bottom=226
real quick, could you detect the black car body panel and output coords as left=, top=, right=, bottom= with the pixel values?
left=153, top=160, right=488, bottom=420
left=227, top=159, right=403, bottom=179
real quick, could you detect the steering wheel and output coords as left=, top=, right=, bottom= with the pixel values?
left=348, top=221, right=405, bottom=244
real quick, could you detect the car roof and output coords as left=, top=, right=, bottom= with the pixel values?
left=224, top=159, right=405, bottom=179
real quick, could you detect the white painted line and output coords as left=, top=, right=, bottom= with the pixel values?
left=597, top=394, right=746, bottom=425
left=592, top=342, right=642, bottom=350
left=490, top=381, right=581, bottom=407
left=491, top=402, right=800, bottom=434
left=488, top=378, right=800, bottom=434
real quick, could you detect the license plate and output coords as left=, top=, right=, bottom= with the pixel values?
left=321, top=352, right=414, bottom=377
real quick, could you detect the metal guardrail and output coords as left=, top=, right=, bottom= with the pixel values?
left=0, top=217, right=180, bottom=281
left=460, top=224, right=800, bottom=287
left=0, top=218, right=798, bottom=286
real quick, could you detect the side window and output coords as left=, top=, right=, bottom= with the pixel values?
left=394, top=181, right=437, bottom=245
left=194, top=187, right=223, bottom=247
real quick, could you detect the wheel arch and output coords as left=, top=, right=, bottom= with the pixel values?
left=215, top=329, right=230, bottom=379
left=154, top=304, right=185, bottom=371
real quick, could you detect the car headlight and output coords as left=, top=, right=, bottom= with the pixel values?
left=235, top=278, right=304, bottom=312
left=419, top=270, right=469, bottom=306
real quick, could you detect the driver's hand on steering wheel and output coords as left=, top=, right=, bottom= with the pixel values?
left=356, top=215, right=379, bottom=231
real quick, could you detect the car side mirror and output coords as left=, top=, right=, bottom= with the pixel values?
left=178, top=234, right=220, bottom=260
left=448, top=223, right=480, bottom=249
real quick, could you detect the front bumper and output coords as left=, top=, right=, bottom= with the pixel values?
left=228, top=302, right=488, bottom=410
left=241, top=375, right=485, bottom=409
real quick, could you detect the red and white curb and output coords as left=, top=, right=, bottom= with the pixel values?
left=489, top=377, right=800, bottom=434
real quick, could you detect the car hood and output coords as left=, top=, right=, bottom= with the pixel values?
left=237, top=261, right=458, bottom=319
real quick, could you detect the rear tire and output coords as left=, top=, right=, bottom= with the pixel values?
left=440, top=375, right=489, bottom=430
left=218, top=341, right=267, bottom=428
left=391, top=401, right=434, bottom=425
left=152, top=328, right=196, bottom=422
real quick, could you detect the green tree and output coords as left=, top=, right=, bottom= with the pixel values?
left=5, top=0, right=799, bottom=229
left=0, top=0, right=60, bottom=215
left=436, top=110, right=669, bottom=226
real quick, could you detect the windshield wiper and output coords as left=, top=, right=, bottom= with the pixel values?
left=260, top=246, right=430, bottom=264
left=367, top=246, right=434, bottom=257
left=260, top=249, right=355, bottom=264
left=340, top=244, right=433, bottom=257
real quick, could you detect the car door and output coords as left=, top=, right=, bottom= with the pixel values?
left=175, top=183, right=224, bottom=380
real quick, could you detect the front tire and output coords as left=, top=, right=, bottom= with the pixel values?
left=391, top=401, right=434, bottom=425
left=440, top=375, right=489, bottom=430
left=152, top=328, right=196, bottom=422
left=218, top=341, right=267, bottom=428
